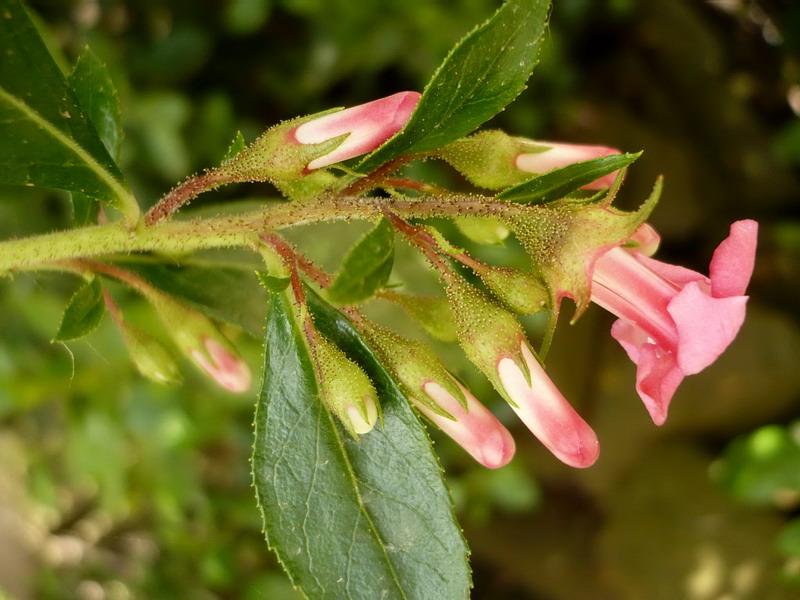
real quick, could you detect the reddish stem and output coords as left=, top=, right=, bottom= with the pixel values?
left=145, top=170, right=236, bottom=226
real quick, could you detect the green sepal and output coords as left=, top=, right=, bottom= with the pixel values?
left=118, top=320, right=183, bottom=385
left=444, top=271, right=529, bottom=404
left=327, top=217, right=395, bottom=305
left=475, top=264, right=550, bottom=315
left=221, top=130, right=247, bottom=162
left=502, top=176, right=664, bottom=319
left=219, top=108, right=346, bottom=188
left=358, top=321, right=466, bottom=417
left=52, top=277, right=106, bottom=342
left=438, top=130, right=532, bottom=190
left=255, top=272, right=291, bottom=293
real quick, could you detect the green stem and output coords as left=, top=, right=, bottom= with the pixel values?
left=0, top=195, right=503, bottom=273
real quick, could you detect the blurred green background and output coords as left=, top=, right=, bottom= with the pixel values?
left=2, top=0, right=800, bottom=598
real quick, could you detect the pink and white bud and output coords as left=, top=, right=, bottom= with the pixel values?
left=293, top=91, right=420, bottom=170
left=515, top=141, right=621, bottom=189
left=191, top=337, right=252, bottom=393
left=497, top=342, right=599, bottom=468
left=416, top=378, right=515, bottom=469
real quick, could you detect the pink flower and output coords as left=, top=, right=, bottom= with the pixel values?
left=590, top=220, right=758, bottom=425
left=293, top=91, right=420, bottom=170
left=515, top=141, right=621, bottom=189
left=497, top=341, right=600, bottom=468
left=416, top=377, right=516, bottom=469
left=191, top=337, right=252, bottom=393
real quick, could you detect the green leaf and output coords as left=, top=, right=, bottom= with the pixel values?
left=68, top=47, right=123, bottom=226
left=327, top=217, right=395, bottom=305
left=356, top=0, right=551, bottom=174
left=497, top=153, right=642, bottom=204
left=0, top=1, right=138, bottom=221
left=222, top=130, right=247, bottom=162
left=253, top=289, right=470, bottom=599
left=52, top=278, right=105, bottom=342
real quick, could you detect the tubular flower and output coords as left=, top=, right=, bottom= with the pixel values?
left=515, top=141, right=621, bottom=189
left=590, top=220, right=758, bottom=425
left=417, top=378, right=516, bottom=469
left=293, top=91, right=420, bottom=170
left=497, top=340, right=600, bottom=468
left=191, top=337, right=253, bottom=393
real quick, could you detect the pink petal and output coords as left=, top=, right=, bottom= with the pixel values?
left=421, top=380, right=515, bottom=469
left=667, top=281, right=748, bottom=376
left=632, top=343, right=684, bottom=426
left=634, top=253, right=707, bottom=287
left=515, top=142, right=620, bottom=190
left=624, top=223, right=660, bottom=257
left=709, top=219, right=758, bottom=298
left=193, top=338, right=252, bottom=392
left=610, top=319, right=682, bottom=424
left=497, top=343, right=599, bottom=468
left=294, top=91, right=420, bottom=170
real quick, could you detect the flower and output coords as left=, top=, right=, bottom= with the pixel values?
left=590, top=220, right=758, bottom=425
left=416, top=377, right=516, bottom=469
left=293, top=91, right=420, bottom=170
left=497, top=340, right=600, bottom=468
left=191, top=336, right=252, bottom=393
left=515, top=141, right=621, bottom=189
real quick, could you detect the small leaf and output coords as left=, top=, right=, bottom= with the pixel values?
left=255, top=272, right=290, bottom=293
left=68, top=47, right=123, bottom=226
left=327, top=217, right=395, bottom=305
left=222, top=130, right=247, bottom=162
left=0, top=0, right=138, bottom=221
left=53, top=278, right=105, bottom=342
left=356, top=0, right=551, bottom=174
left=253, top=288, right=470, bottom=599
left=497, top=153, right=642, bottom=204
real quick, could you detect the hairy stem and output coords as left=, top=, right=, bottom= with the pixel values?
left=0, top=195, right=505, bottom=273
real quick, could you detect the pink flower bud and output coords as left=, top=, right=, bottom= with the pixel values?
left=497, top=341, right=600, bottom=468
left=515, top=141, right=620, bottom=189
left=293, top=91, right=420, bottom=170
left=191, top=337, right=252, bottom=393
left=416, top=378, right=515, bottom=469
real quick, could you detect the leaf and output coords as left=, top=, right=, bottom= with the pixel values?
left=222, top=130, right=247, bottom=162
left=0, top=0, right=138, bottom=220
left=327, top=217, right=395, bottom=305
left=53, top=278, right=105, bottom=342
left=256, top=273, right=291, bottom=293
left=356, top=0, right=551, bottom=174
left=253, top=289, right=470, bottom=599
left=497, top=153, right=641, bottom=204
left=68, top=47, right=124, bottom=226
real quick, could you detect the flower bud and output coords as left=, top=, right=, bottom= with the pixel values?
left=311, top=334, right=380, bottom=436
left=149, top=295, right=252, bottom=392
left=360, top=321, right=514, bottom=468
left=293, top=91, right=420, bottom=170
left=219, top=91, right=419, bottom=186
left=439, top=130, right=530, bottom=190
left=445, top=274, right=598, bottom=468
left=515, top=140, right=620, bottom=190
left=497, top=341, right=599, bottom=468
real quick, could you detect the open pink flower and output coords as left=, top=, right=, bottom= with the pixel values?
left=497, top=341, right=600, bottom=468
left=418, top=378, right=516, bottom=469
left=590, top=220, right=758, bottom=424
left=515, top=142, right=621, bottom=189
left=293, top=91, right=420, bottom=170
